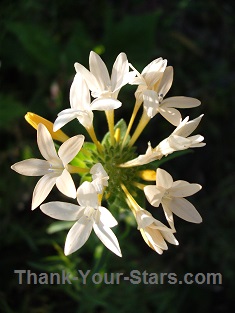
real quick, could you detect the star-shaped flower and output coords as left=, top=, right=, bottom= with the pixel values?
left=142, top=67, right=201, bottom=126
left=40, top=181, right=122, bottom=257
left=144, top=168, right=202, bottom=230
left=11, top=123, right=84, bottom=210
left=157, top=115, right=206, bottom=156
left=74, top=51, right=132, bottom=108
left=129, top=57, right=167, bottom=104
left=53, top=73, right=95, bottom=132
left=135, top=208, right=179, bottom=254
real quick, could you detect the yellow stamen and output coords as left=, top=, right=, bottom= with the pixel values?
left=137, top=169, right=156, bottom=181
left=114, top=127, right=121, bottom=143
left=25, top=112, right=69, bottom=142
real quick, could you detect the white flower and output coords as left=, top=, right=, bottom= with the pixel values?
left=11, top=123, right=84, bottom=210
left=129, top=57, right=167, bottom=103
left=53, top=73, right=94, bottom=131
left=142, top=67, right=201, bottom=126
left=90, top=163, right=109, bottom=194
left=157, top=115, right=206, bottom=155
left=144, top=168, right=202, bottom=231
left=40, top=181, right=122, bottom=257
left=135, top=208, right=178, bottom=254
left=74, top=51, right=132, bottom=109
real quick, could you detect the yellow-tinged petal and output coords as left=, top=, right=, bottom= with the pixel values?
left=25, top=112, right=69, bottom=142
left=138, top=169, right=156, bottom=181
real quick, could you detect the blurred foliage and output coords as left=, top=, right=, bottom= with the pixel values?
left=0, top=0, right=235, bottom=312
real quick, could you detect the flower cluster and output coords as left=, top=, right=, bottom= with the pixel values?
left=11, top=51, right=205, bottom=257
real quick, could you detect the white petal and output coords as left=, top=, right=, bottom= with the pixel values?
left=64, top=217, right=93, bottom=255
left=145, top=227, right=168, bottom=250
left=74, top=62, right=100, bottom=93
left=91, top=97, right=122, bottom=110
left=135, top=210, right=155, bottom=229
left=161, top=229, right=179, bottom=245
left=156, top=168, right=173, bottom=189
left=114, top=70, right=137, bottom=92
left=175, top=115, right=204, bottom=137
left=93, top=223, right=122, bottom=257
left=162, top=200, right=175, bottom=231
left=157, top=66, right=173, bottom=97
left=76, top=181, right=98, bottom=207
left=187, top=135, right=205, bottom=147
left=111, top=52, right=128, bottom=90
left=56, top=169, right=76, bottom=198
left=40, top=201, right=84, bottom=221
left=58, top=135, right=84, bottom=166
left=162, top=96, right=201, bottom=108
left=168, top=135, right=191, bottom=150
left=143, top=58, right=167, bottom=86
left=89, top=51, right=111, bottom=90
left=143, top=90, right=159, bottom=118
left=99, top=206, right=118, bottom=227
left=31, top=173, right=57, bottom=210
left=170, top=181, right=202, bottom=197
left=70, top=73, right=91, bottom=110
left=37, top=124, right=58, bottom=161
left=53, top=109, right=80, bottom=131
left=144, top=185, right=164, bottom=207
left=11, top=159, right=49, bottom=176
left=168, top=197, right=202, bottom=223
left=159, top=107, right=181, bottom=126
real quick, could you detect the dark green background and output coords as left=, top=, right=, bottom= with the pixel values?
left=1, top=0, right=234, bottom=312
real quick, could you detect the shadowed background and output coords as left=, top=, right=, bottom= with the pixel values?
left=0, top=0, right=234, bottom=312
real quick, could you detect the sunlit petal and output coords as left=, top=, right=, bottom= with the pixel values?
left=64, top=217, right=93, bottom=255
left=32, top=173, right=57, bottom=210
left=93, top=223, right=122, bottom=257
left=58, top=135, right=84, bottom=166
left=168, top=197, right=202, bottom=223
left=56, top=169, right=76, bottom=198
left=37, top=124, right=58, bottom=161
left=11, top=159, right=49, bottom=176
left=40, top=201, right=84, bottom=221
left=156, top=168, right=173, bottom=189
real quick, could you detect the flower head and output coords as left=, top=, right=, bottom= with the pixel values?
left=40, top=181, right=122, bottom=257
left=11, top=123, right=84, bottom=209
left=11, top=51, right=206, bottom=259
